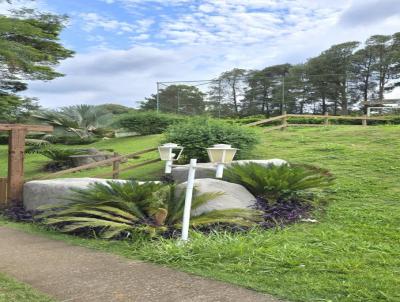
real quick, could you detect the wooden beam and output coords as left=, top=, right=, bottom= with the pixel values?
left=247, top=115, right=286, bottom=126
left=93, top=158, right=161, bottom=179
left=37, top=147, right=158, bottom=180
left=286, top=114, right=388, bottom=120
left=0, top=124, right=53, bottom=132
left=7, top=127, right=27, bottom=204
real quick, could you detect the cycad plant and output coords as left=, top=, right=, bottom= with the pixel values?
left=38, top=181, right=262, bottom=239
left=224, top=163, right=334, bottom=204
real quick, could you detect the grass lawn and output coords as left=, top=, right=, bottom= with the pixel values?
left=0, top=273, right=53, bottom=302
left=1, top=125, right=399, bottom=301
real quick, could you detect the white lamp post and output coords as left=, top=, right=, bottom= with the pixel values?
left=206, top=144, right=238, bottom=178
left=158, top=143, right=184, bottom=174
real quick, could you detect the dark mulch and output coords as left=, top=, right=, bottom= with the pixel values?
left=255, top=197, right=313, bottom=229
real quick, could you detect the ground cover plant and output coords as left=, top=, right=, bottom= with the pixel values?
left=0, top=125, right=399, bottom=302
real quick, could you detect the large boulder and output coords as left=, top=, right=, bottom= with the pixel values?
left=177, top=178, right=256, bottom=216
left=171, top=159, right=287, bottom=183
left=23, top=178, right=128, bottom=211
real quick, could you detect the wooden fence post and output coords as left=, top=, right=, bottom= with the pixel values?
left=362, top=115, right=367, bottom=126
left=281, top=111, right=288, bottom=130
left=7, top=127, right=27, bottom=204
left=0, top=178, right=7, bottom=208
left=324, top=112, right=329, bottom=126
left=112, top=152, right=120, bottom=179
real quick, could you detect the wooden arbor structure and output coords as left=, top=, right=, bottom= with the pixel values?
left=0, top=124, right=53, bottom=206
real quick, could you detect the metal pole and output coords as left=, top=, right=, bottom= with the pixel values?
left=218, top=80, right=222, bottom=118
left=181, top=158, right=197, bottom=241
left=156, top=82, right=160, bottom=113
left=282, top=75, right=285, bottom=114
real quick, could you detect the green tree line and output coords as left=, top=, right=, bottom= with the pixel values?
left=143, top=32, right=400, bottom=116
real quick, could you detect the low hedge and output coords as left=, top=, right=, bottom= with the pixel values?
left=116, top=111, right=185, bottom=135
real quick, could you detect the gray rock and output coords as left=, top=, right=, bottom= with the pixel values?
left=23, top=178, right=128, bottom=211
left=171, top=159, right=287, bottom=183
left=177, top=178, right=256, bottom=216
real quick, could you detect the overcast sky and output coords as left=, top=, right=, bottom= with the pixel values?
left=3, top=0, right=400, bottom=108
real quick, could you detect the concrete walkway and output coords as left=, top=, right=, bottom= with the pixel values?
left=0, top=227, right=283, bottom=302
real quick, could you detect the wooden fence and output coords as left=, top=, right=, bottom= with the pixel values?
left=0, top=178, right=7, bottom=208
left=36, top=147, right=160, bottom=180
left=247, top=112, right=389, bottom=131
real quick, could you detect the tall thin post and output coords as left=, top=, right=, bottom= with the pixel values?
left=181, top=158, right=197, bottom=241
left=362, top=115, right=367, bottom=127
left=324, top=112, right=329, bottom=126
left=218, top=80, right=222, bottom=118
left=8, top=127, right=27, bottom=204
left=281, top=110, right=288, bottom=130
left=156, top=82, right=160, bottom=113
left=281, top=75, right=285, bottom=114
left=112, top=152, right=120, bottom=179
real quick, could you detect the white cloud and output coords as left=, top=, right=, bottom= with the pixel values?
left=79, top=12, right=135, bottom=33
left=23, top=0, right=400, bottom=107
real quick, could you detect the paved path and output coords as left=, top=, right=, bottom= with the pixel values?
left=0, top=227, right=283, bottom=302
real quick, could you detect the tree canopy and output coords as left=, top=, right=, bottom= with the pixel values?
left=0, top=8, right=74, bottom=122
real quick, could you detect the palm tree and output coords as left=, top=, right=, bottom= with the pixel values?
left=34, top=104, right=113, bottom=139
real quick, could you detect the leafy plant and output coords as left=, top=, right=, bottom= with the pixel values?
left=33, top=104, right=113, bottom=140
left=116, top=111, right=185, bottom=135
left=224, top=163, right=334, bottom=204
left=164, top=117, right=259, bottom=162
left=37, top=181, right=262, bottom=239
left=26, top=145, right=89, bottom=171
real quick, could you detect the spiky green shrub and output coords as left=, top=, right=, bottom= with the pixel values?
left=224, top=163, right=334, bottom=204
left=26, top=145, right=90, bottom=171
left=164, top=117, right=259, bottom=162
left=38, top=181, right=262, bottom=239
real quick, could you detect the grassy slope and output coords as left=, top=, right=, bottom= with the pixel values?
left=0, top=273, right=53, bottom=302
left=1, top=126, right=399, bottom=301
left=0, top=134, right=164, bottom=180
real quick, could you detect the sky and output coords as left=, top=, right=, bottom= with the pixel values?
left=2, top=0, right=400, bottom=108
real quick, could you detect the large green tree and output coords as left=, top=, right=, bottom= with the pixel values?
left=140, top=84, right=206, bottom=115
left=0, top=7, right=74, bottom=122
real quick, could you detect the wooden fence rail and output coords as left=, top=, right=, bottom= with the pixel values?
left=36, top=147, right=159, bottom=180
left=247, top=113, right=390, bottom=131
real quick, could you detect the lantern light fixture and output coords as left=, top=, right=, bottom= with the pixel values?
left=158, top=143, right=184, bottom=173
left=206, top=144, right=238, bottom=178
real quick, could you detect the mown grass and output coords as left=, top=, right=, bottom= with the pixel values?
left=0, top=273, right=53, bottom=302
left=1, top=125, right=400, bottom=301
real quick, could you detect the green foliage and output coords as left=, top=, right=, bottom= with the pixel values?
left=34, top=105, right=114, bottom=140
left=26, top=145, right=89, bottom=170
left=164, top=117, right=259, bottom=162
left=38, top=181, right=262, bottom=239
left=117, top=111, right=185, bottom=135
left=224, top=163, right=334, bottom=204
left=0, top=8, right=74, bottom=109
left=141, top=85, right=206, bottom=115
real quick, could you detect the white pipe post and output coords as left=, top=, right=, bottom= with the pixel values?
left=215, top=163, right=224, bottom=178
left=181, top=158, right=197, bottom=241
left=165, top=160, right=172, bottom=174
left=215, top=149, right=226, bottom=179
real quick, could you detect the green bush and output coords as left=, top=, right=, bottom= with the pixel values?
left=37, top=181, right=262, bottom=239
left=224, top=163, right=334, bottom=204
left=117, top=111, right=185, bottom=135
left=163, top=117, right=259, bottom=162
